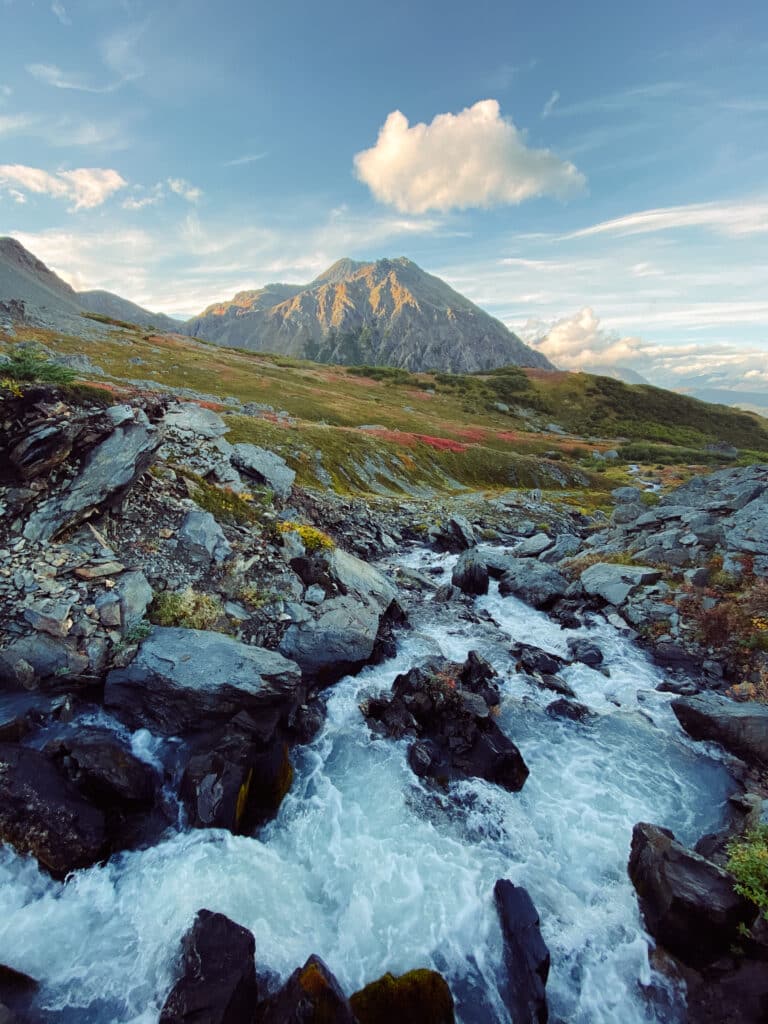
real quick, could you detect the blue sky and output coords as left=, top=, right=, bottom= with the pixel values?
left=1, top=0, right=768, bottom=395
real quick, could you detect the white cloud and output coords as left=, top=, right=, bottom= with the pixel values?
left=567, top=198, right=768, bottom=240
left=542, top=90, right=559, bottom=118
left=100, top=22, right=146, bottom=84
left=167, top=178, right=202, bottom=203
left=0, top=113, right=34, bottom=135
left=27, top=62, right=109, bottom=92
left=353, top=99, right=585, bottom=214
left=51, top=1, right=70, bottom=24
left=521, top=307, right=646, bottom=369
left=0, top=164, right=127, bottom=210
left=8, top=189, right=27, bottom=204
left=224, top=152, right=269, bottom=167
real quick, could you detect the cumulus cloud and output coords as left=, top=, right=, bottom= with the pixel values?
left=520, top=307, right=646, bottom=369
left=354, top=99, right=585, bottom=214
left=0, top=164, right=127, bottom=210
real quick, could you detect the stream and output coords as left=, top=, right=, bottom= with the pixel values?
left=0, top=543, right=737, bottom=1023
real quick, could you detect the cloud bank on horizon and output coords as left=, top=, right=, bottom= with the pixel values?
left=0, top=0, right=766, bottom=405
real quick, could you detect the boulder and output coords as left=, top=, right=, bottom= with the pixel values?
left=164, top=404, right=229, bottom=439
left=0, top=965, right=38, bottom=1022
left=498, top=560, right=568, bottom=610
left=545, top=698, right=593, bottom=722
left=45, top=730, right=156, bottom=808
left=433, top=516, right=476, bottom=553
left=685, top=958, right=768, bottom=1024
left=327, top=548, right=397, bottom=614
left=513, top=533, right=553, bottom=558
left=177, top=509, right=232, bottom=565
left=159, top=909, right=257, bottom=1024
left=24, top=407, right=160, bottom=543
left=627, top=822, right=755, bottom=967
left=725, top=498, right=768, bottom=556
left=0, top=634, right=89, bottom=687
left=256, top=955, right=355, bottom=1024
left=580, top=563, right=662, bottom=606
left=114, top=570, right=153, bottom=633
left=279, top=596, right=381, bottom=682
left=612, top=486, right=642, bottom=504
left=350, top=969, right=454, bottom=1024
left=231, top=443, right=295, bottom=499
left=494, top=880, right=550, bottom=1024
left=362, top=655, right=528, bottom=793
left=566, top=638, right=603, bottom=668
left=451, top=549, right=489, bottom=596
left=538, top=534, right=581, bottom=564
left=105, top=627, right=302, bottom=735
left=671, top=694, right=768, bottom=766
left=0, top=743, right=106, bottom=878
left=510, top=643, right=567, bottom=677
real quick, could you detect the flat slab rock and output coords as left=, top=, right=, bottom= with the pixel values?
left=580, top=563, right=662, bottom=606
left=671, top=693, right=768, bottom=766
left=105, top=627, right=302, bottom=735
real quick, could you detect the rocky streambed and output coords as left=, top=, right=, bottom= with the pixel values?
left=1, top=387, right=767, bottom=1023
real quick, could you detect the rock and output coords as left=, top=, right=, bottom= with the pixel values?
left=8, top=420, right=80, bottom=481
left=433, top=516, right=476, bottom=553
left=114, top=570, right=153, bottom=633
left=0, top=743, right=106, bottom=878
left=256, top=955, right=355, bottom=1024
left=671, top=693, right=768, bottom=766
left=177, top=510, right=232, bottom=565
left=350, top=969, right=454, bottom=1024
left=612, top=486, right=642, bottom=504
left=535, top=675, right=576, bottom=699
left=279, top=596, right=381, bottom=682
left=22, top=599, right=72, bottom=638
left=164, top=404, right=229, bottom=439
left=0, top=634, right=89, bottom=687
left=510, top=643, right=567, bottom=677
left=498, top=560, right=568, bottom=610
left=96, top=592, right=121, bottom=627
left=231, top=443, right=295, bottom=499
left=362, top=655, right=528, bottom=793
left=656, top=679, right=700, bottom=697
left=513, top=533, right=553, bottom=558
left=45, top=730, right=156, bottom=808
left=24, top=407, right=160, bottom=543
left=74, top=560, right=125, bottom=579
left=612, top=504, right=644, bottom=526
left=327, top=548, right=397, bottom=614
left=545, top=698, right=593, bottom=722
left=105, top=627, right=302, bottom=735
left=566, top=638, right=603, bottom=668
left=580, top=563, right=662, bottom=606
left=159, top=909, right=257, bottom=1024
left=538, top=534, right=581, bottom=564
left=627, top=822, right=755, bottom=967
left=451, top=549, right=489, bottom=596
left=181, top=714, right=293, bottom=832
left=304, top=585, right=325, bottom=605
left=494, top=879, right=550, bottom=1024
left=726, top=498, right=768, bottom=555
left=684, top=957, right=768, bottom=1024
left=0, top=965, right=38, bottom=1022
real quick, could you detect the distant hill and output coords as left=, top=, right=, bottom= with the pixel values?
left=581, top=365, right=650, bottom=386
left=0, top=237, right=179, bottom=333
left=184, top=256, right=552, bottom=373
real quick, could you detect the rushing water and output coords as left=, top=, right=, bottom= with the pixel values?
left=0, top=545, right=737, bottom=1023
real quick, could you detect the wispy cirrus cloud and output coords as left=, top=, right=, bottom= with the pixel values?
left=565, top=198, right=768, bottom=240
left=0, top=113, right=35, bottom=135
left=27, top=21, right=147, bottom=94
left=51, top=1, right=70, bottom=25
left=0, top=164, right=127, bottom=210
left=542, top=90, right=559, bottom=118
left=223, top=152, right=269, bottom=167
left=167, top=178, right=202, bottom=203
left=122, top=178, right=203, bottom=210
left=354, top=99, right=585, bottom=214
left=27, top=62, right=119, bottom=93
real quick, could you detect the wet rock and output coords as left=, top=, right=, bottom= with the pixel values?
left=105, top=627, right=302, bottom=735
left=545, top=698, right=593, bottom=722
left=0, top=634, right=89, bottom=688
left=24, top=407, right=160, bottom=543
left=177, top=509, right=232, bottom=565
left=181, top=713, right=293, bottom=832
left=0, top=743, right=106, bottom=878
left=684, top=957, right=768, bottom=1024
left=279, top=596, right=381, bottom=682
left=671, top=693, right=768, bottom=766
left=535, top=675, right=576, bottom=699
left=656, top=679, right=700, bottom=697
left=45, top=730, right=156, bottom=808
left=451, top=548, right=489, bottom=596
left=494, top=879, right=550, bottom=1024
left=510, top=643, right=567, bottom=677
left=362, top=655, right=528, bottom=792
left=0, top=965, right=38, bottom=1023
left=256, top=954, right=355, bottom=1024
left=513, top=533, right=553, bottom=558
left=627, top=822, right=755, bottom=967
left=433, top=516, right=476, bottom=553
left=498, top=560, right=568, bottom=610
left=231, top=443, right=295, bottom=500
left=350, top=968, right=454, bottom=1024
left=580, top=564, right=662, bottom=606
left=159, top=909, right=257, bottom=1024
left=566, top=638, right=603, bottom=668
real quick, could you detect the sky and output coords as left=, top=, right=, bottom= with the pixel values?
left=1, top=0, right=768, bottom=400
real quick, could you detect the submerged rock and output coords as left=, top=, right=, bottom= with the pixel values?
left=105, top=627, right=302, bottom=735
left=671, top=693, right=768, bottom=766
left=159, top=909, right=257, bottom=1024
left=256, top=954, right=355, bottom=1024
left=0, top=743, right=106, bottom=878
left=350, top=968, right=454, bottom=1024
left=627, top=822, right=755, bottom=967
left=494, top=880, right=550, bottom=1024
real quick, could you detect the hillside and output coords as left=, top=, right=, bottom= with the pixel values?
left=184, top=256, right=552, bottom=373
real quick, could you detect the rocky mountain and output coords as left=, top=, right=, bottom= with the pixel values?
left=184, top=256, right=552, bottom=373
left=0, top=237, right=178, bottom=333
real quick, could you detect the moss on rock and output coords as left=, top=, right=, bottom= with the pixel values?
left=350, top=968, right=454, bottom=1024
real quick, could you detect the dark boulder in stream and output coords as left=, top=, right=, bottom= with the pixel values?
left=256, top=955, right=355, bottom=1024
left=494, top=880, right=550, bottom=1024
left=671, top=693, right=768, bottom=767
left=361, top=652, right=529, bottom=792
left=350, top=968, right=455, bottom=1023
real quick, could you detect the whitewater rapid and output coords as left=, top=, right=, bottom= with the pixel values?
left=0, top=545, right=736, bottom=1023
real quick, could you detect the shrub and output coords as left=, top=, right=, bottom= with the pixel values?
left=2, top=346, right=77, bottom=384
left=187, top=475, right=264, bottom=526
left=149, top=587, right=225, bottom=630
left=727, top=824, right=768, bottom=920
left=277, top=521, right=334, bottom=551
